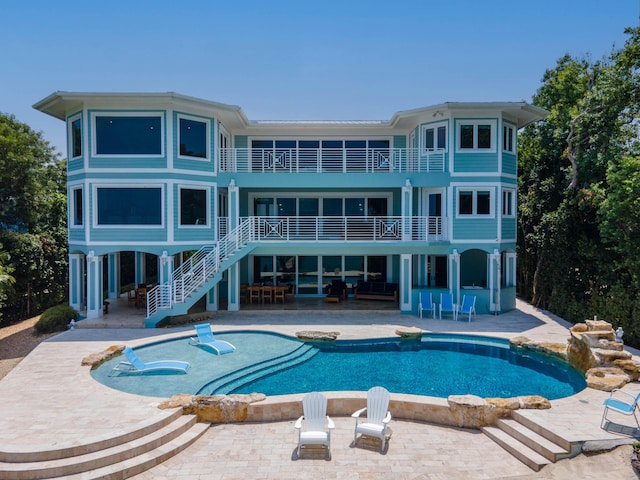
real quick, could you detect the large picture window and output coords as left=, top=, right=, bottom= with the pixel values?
left=180, top=188, right=207, bottom=225
left=94, top=115, right=162, bottom=155
left=97, top=187, right=162, bottom=225
left=458, top=189, right=492, bottom=216
left=178, top=116, right=208, bottom=159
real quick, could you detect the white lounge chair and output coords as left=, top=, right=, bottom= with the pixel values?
left=110, top=346, right=190, bottom=376
left=439, top=293, right=456, bottom=320
left=352, top=386, right=392, bottom=452
left=601, top=389, right=640, bottom=429
left=189, top=323, right=236, bottom=355
left=418, top=292, right=435, bottom=319
left=457, top=295, right=477, bottom=322
left=294, top=392, right=335, bottom=459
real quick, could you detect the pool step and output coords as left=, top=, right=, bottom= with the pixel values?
left=199, top=343, right=318, bottom=395
left=482, top=416, right=570, bottom=472
left=0, top=413, right=208, bottom=479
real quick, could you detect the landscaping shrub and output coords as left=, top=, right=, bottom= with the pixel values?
left=34, top=304, right=79, bottom=334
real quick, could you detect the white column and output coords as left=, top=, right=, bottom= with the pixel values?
left=399, top=253, right=412, bottom=312
left=86, top=251, right=104, bottom=319
left=135, top=251, right=146, bottom=286
left=69, top=253, right=85, bottom=311
left=107, top=252, right=120, bottom=300
left=158, top=251, right=174, bottom=286
left=489, top=249, right=501, bottom=313
left=206, top=285, right=219, bottom=312
left=401, top=179, right=412, bottom=241
left=448, top=249, right=460, bottom=304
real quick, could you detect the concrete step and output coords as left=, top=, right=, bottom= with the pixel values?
left=0, top=415, right=202, bottom=479
left=482, top=425, right=551, bottom=472
left=510, top=410, right=573, bottom=453
left=495, top=418, right=568, bottom=461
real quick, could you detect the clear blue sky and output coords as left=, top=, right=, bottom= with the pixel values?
left=1, top=0, right=637, bottom=157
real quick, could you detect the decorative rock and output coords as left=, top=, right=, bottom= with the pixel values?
left=81, top=345, right=125, bottom=368
left=159, top=393, right=266, bottom=423
left=612, top=359, right=640, bottom=381
left=518, top=395, right=552, bottom=410
left=447, top=395, right=498, bottom=428
left=570, top=323, right=588, bottom=333
left=395, top=326, right=422, bottom=338
left=509, top=337, right=568, bottom=361
left=484, top=396, right=551, bottom=418
left=585, top=367, right=631, bottom=391
left=295, top=330, right=339, bottom=341
left=585, top=319, right=614, bottom=331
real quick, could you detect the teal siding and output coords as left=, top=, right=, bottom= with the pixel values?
left=235, top=136, right=248, bottom=148
left=503, top=152, right=517, bottom=175
left=502, top=217, right=516, bottom=239
left=453, top=218, right=498, bottom=240
left=90, top=228, right=167, bottom=242
left=393, top=135, right=406, bottom=149
left=173, top=111, right=216, bottom=172
left=69, top=229, right=85, bottom=242
left=68, top=158, right=84, bottom=170
left=454, top=153, right=498, bottom=172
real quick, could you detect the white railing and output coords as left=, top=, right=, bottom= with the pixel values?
left=218, top=148, right=445, bottom=173
left=248, top=215, right=446, bottom=242
left=146, top=217, right=255, bottom=318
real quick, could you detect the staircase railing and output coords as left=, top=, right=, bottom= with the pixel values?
left=146, top=217, right=255, bottom=318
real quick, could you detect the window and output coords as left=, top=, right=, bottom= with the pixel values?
left=178, top=116, right=208, bottom=159
left=97, top=187, right=162, bottom=225
left=94, top=114, right=162, bottom=155
left=503, top=124, right=515, bottom=153
left=502, top=189, right=515, bottom=216
left=457, top=121, right=495, bottom=151
left=69, top=115, right=82, bottom=158
left=458, top=189, right=492, bottom=216
left=422, top=123, right=447, bottom=152
left=72, top=187, right=83, bottom=226
left=180, top=188, right=207, bottom=225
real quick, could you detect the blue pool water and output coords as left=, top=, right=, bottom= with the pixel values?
left=91, top=331, right=586, bottom=400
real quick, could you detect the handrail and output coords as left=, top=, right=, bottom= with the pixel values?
left=218, top=148, right=445, bottom=173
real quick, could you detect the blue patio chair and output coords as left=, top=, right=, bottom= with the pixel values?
left=110, top=346, right=190, bottom=376
left=189, top=323, right=236, bottom=355
left=601, top=389, right=640, bottom=429
left=457, top=295, right=477, bottom=322
left=418, top=292, right=435, bottom=319
left=439, top=293, right=456, bottom=320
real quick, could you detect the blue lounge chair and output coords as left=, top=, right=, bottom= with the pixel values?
left=457, top=295, right=477, bottom=322
left=418, top=292, right=435, bottom=319
left=439, top=293, right=456, bottom=320
left=601, top=389, right=640, bottom=429
left=110, top=346, right=190, bottom=376
left=189, top=323, right=236, bottom=355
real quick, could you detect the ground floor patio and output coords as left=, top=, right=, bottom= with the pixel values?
left=0, top=300, right=639, bottom=479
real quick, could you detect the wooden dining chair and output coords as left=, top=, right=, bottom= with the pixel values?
left=274, top=286, right=286, bottom=304
left=262, top=285, right=274, bottom=304
left=249, top=286, right=261, bottom=304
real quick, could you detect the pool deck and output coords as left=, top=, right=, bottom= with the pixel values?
left=1, top=299, right=639, bottom=479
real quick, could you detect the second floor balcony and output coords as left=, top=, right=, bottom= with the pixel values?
left=219, top=148, right=445, bottom=174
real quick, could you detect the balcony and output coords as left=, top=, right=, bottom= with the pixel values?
left=218, top=216, right=447, bottom=242
left=218, top=148, right=445, bottom=174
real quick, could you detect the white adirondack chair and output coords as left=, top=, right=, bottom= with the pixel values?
left=352, top=386, right=392, bottom=452
left=294, top=392, right=335, bottom=458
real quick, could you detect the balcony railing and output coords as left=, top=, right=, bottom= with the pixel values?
left=230, top=216, right=447, bottom=242
left=218, top=148, right=445, bottom=173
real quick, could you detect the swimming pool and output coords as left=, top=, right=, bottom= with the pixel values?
left=91, top=331, right=586, bottom=400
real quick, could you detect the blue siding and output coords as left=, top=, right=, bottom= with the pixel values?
left=502, top=217, right=516, bottom=239
left=455, top=153, right=498, bottom=172
left=453, top=218, right=498, bottom=240
left=503, top=152, right=517, bottom=175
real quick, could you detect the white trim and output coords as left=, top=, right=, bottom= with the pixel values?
left=66, top=167, right=217, bottom=177
left=455, top=187, right=495, bottom=218
left=67, top=112, right=83, bottom=160
left=69, top=185, right=84, bottom=228
left=420, top=120, right=448, bottom=154
left=177, top=185, right=210, bottom=227
left=176, top=113, right=211, bottom=161
left=90, top=111, right=165, bottom=158
left=501, top=188, right=516, bottom=217
left=502, top=122, right=516, bottom=154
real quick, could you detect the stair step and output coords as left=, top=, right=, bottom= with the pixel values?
left=62, top=422, right=209, bottom=480
left=0, top=415, right=199, bottom=479
left=495, top=418, right=567, bottom=461
left=482, top=426, right=551, bottom=472
left=510, top=411, right=572, bottom=452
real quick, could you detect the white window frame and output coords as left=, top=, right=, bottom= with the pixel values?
left=68, top=113, right=83, bottom=160
left=178, top=185, right=209, bottom=227
left=420, top=121, right=448, bottom=154
left=456, top=188, right=494, bottom=217
left=70, top=185, right=83, bottom=228
left=92, top=183, right=165, bottom=229
left=91, top=111, right=165, bottom=158
left=177, top=113, right=211, bottom=161
left=456, top=120, right=497, bottom=153
left=502, top=188, right=515, bottom=217
left=503, top=123, right=516, bottom=154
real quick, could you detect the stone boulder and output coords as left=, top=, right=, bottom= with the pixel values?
left=295, top=331, right=339, bottom=341
left=81, top=345, right=125, bottom=368
left=395, top=326, right=423, bottom=338
left=159, top=393, right=266, bottom=423
left=448, top=395, right=498, bottom=428
left=585, top=367, right=631, bottom=391
left=509, top=336, right=568, bottom=361
left=485, top=396, right=551, bottom=418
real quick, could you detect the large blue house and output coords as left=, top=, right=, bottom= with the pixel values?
left=34, top=92, right=546, bottom=326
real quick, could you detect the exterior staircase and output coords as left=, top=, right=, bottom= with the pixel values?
left=0, top=409, right=208, bottom=479
left=481, top=410, right=578, bottom=471
left=145, top=218, right=257, bottom=327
